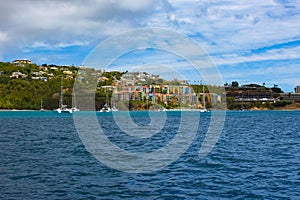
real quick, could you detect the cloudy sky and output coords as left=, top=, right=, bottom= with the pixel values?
left=0, top=0, right=299, bottom=91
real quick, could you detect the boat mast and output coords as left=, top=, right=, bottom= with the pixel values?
left=40, top=98, right=43, bottom=109
left=106, top=87, right=109, bottom=105
left=72, top=91, right=76, bottom=108
left=202, top=80, right=206, bottom=109
left=104, top=85, right=110, bottom=107
left=59, top=76, right=64, bottom=108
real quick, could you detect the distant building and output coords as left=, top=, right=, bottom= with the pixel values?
left=10, top=71, right=27, bottom=78
left=63, top=70, right=73, bottom=75
left=32, top=76, right=48, bottom=81
left=31, top=71, right=44, bottom=76
left=39, top=66, right=48, bottom=71
left=226, top=90, right=274, bottom=102
left=50, top=67, right=58, bottom=71
left=281, top=93, right=300, bottom=102
left=12, top=59, right=32, bottom=66
left=296, top=85, right=300, bottom=93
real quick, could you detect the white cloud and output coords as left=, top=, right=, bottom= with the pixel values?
left=115, top=0, right=159, bottom=11
left=0, top=31, right=7, bottom=42
left=0, top=0, right=162, bottom=52
left=0, top=0, right=299, bottom=90
left=212, top=46, right=300, bottom=66
left=165, top=0, right=300, bottom=54
left=1, top=0, right=298, bottom=56
left=25, top=41, right=90, bottom=49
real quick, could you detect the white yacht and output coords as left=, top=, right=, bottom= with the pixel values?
left=99, top=85, right=117, bottom=112
left=99, top=103, right=111, bottom=112
left=55, top=105, right=72, bottom=114
left=55, top=76, right=72, bottom=114
left=199, top=81, right=209, bottom=113
left=71, top=91, right=80, bottom=112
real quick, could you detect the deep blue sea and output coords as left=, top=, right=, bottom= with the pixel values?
left=0, top=110, right=300, bottom=199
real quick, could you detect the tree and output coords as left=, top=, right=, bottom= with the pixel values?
left=271, top=86, right=283, bottom=93
left=231, top=81, right=239, bottom=88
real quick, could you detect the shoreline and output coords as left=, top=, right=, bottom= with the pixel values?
left=0, top=109, right=38, bottom=111
left=1, top=108, right=300, bottom=112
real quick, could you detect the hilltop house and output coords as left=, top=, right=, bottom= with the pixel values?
left=226, top=84, right=275, bottom=102
left=12, top=59, right=32, bottom=66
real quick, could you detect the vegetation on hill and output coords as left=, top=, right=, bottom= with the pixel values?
left=0, top=62, right=76, bottom=109
left=0, top=62, right=296, bottom=111
left=0, top=62, right=130, bottom=110
left=224, top=81, right=291, bottom=110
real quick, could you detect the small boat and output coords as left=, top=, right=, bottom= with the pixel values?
left=99, top=103, right=111, bottom=112
left=199, top=81, right=209, bottom=113
left=157, top=108, right=167, bottom=112
left=199, top=108, right=208, bottom=113
left=111, top=106, right=118, bottom=112
left=71, top=91, right=80, bottom=112
left=40, top=99, right=45, bottom=111
left=71, top=107, right=80, bottom=112
left=54, top=76, right=72, bottom=114
left=99, top=85, right=117, bottom=112
left=55, top=105, right=73, bottom=114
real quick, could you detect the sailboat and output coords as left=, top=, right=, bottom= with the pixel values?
left=99, top=85, right=119, bottom=112
left=111, top=105, right=118, bottom=112
left=99, top=103, right=111, bottom=112
left=55, top=76, right=72, bottom=114
left=71, top=90, right=80, bottom=112
left=199, top=81, right=209, bottom=113
left=40, top=98, right=45, bottom=111
left=99, top=86, right=112, bottom=112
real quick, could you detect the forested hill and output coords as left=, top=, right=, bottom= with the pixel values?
left=0, top=62, right=79, bottom=110
left=1, top=61, right=295, bottom=111
left=0, top=62, right=127, bottom=110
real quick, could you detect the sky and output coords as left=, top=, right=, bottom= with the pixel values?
left=0, top=0, right=299, bottom=92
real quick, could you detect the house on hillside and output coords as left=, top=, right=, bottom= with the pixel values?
left=281, top=93, right=300, bottom=102
left=226, top=84, right=276, bottom=102
left=12, top=59, right=32, bottom=66
left=10, top=71, right=27, bottom=78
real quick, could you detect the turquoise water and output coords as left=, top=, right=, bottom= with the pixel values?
left=0, top=110, right=300, bottom=199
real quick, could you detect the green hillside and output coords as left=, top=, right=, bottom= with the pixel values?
left=0, top=62, right=76, bottom=110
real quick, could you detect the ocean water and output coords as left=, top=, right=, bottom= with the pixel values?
left=0, top=110, right=300, bottom=199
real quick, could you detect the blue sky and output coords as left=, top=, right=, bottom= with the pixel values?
left=0, top=0, right=299, bottom=92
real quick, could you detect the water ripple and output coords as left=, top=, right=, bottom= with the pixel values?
left=0, top=111, right=300, bottom=199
